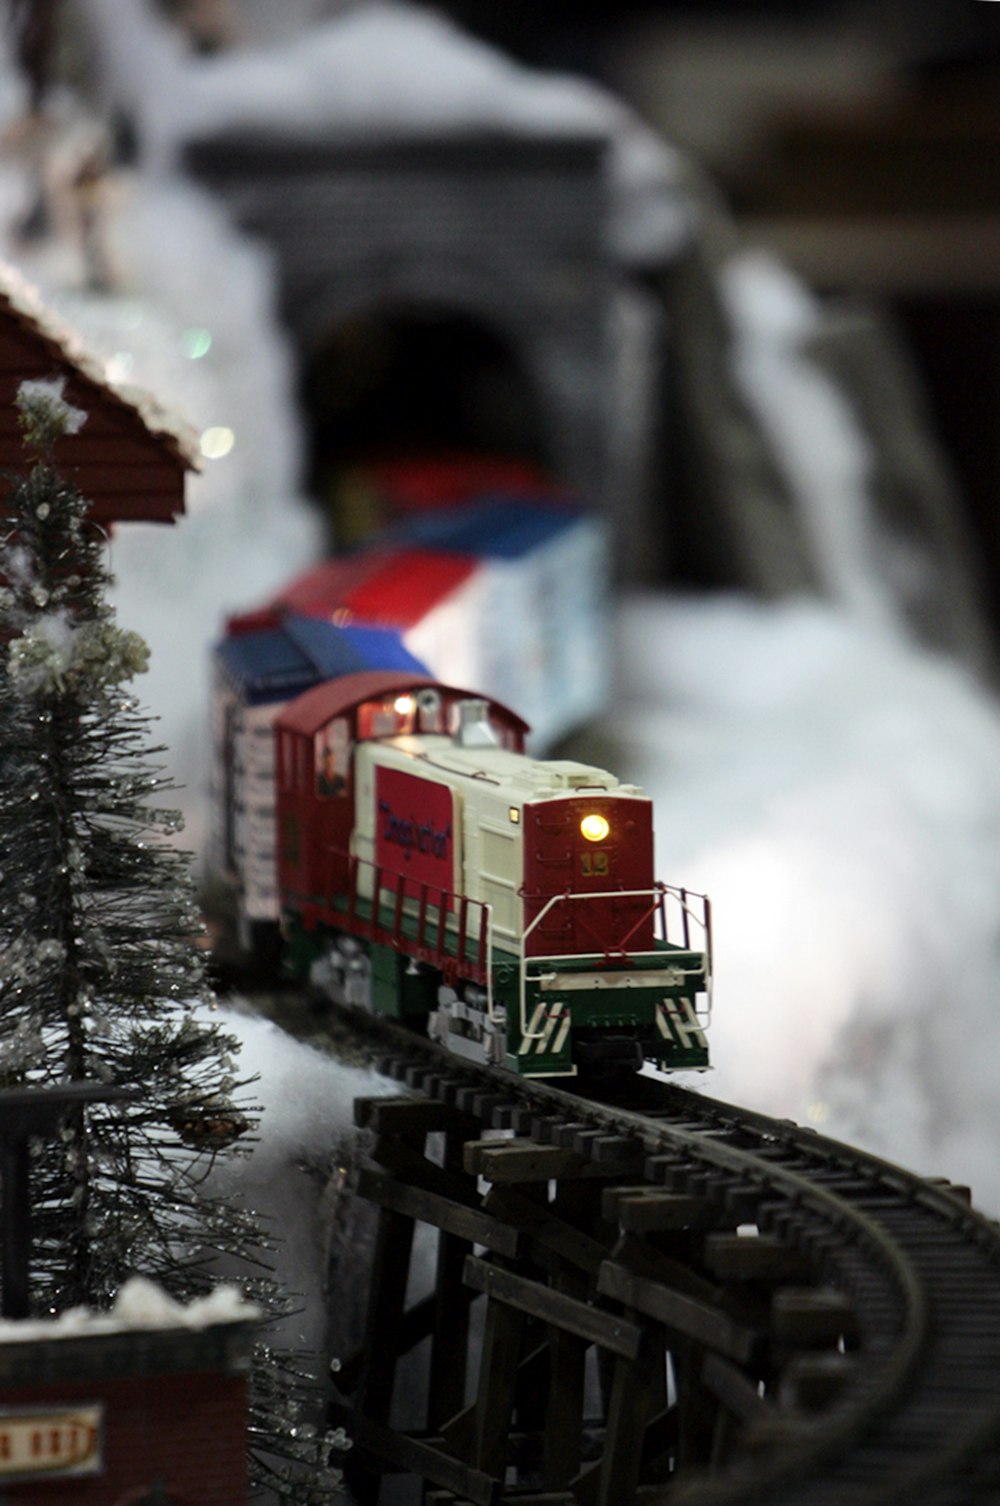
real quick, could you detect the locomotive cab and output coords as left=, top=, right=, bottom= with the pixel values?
left=275, top=671, right=527, bottom=957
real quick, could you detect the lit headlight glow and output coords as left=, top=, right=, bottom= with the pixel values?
left=580, top=813, right=610, bottom=842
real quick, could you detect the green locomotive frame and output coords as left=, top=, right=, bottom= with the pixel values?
left=283, top=875, right=710, bottom=1077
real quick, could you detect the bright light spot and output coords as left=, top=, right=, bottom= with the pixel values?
left=200, top=426, right=235, bottom=460
left=393, top=695, right=416, bottom=716
left=580, top=813, right=610, bottom=843
left=105, top=352, right=134, bottom=382
left=182, top=327, right=213, bottom=360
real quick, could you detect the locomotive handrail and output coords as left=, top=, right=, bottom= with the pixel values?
left=518, top=883, right=712, bottom=1043
left=335, top=845, right=495, bottom=1014
left=521, top=883, right=711, bottom=958
left=569, top=892, right=662, bottom=963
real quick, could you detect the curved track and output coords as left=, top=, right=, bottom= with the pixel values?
left=260, top=994, right=1000, bottom=1504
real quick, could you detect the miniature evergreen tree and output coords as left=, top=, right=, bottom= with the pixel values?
left=0, top=375, right=247, bottom=1306
left=0, top=378, right=344, bottom=1502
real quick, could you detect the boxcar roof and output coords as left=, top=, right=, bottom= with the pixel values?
left=388, top=497, right=584, bottom=559
left=216, top=615, right=429, bottom=704
left=267, top=546, right=476, bottom=631
left=276, top=669, right=530, bottom=739
left=0, top=264, right=199, bottom=528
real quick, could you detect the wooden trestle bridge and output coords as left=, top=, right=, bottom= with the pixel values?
left=273, top=1002, right=1000, bottom=1506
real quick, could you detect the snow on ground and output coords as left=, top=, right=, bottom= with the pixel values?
left=0, top=196, right=321, bottom=848
left=32, top=173, right=321, bottom=843
left=203, top=1004, right=396, bottom=1355
left=616, top=592, right=1000, bottom=1211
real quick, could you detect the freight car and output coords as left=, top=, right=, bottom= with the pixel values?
left=275, top=669, right=710, bottom=1077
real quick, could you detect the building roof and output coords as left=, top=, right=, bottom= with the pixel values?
left=0, top=263, right=199, bottom=528
left=264, top=550, right=392, bottom=621
left=336, top=548, right=476, bottom=629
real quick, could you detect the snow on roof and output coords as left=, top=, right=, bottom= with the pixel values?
left=0, top=1277, right=260, bottom=1344
left=0, top=260, right=201, bottom=470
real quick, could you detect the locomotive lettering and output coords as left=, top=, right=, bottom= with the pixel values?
left=379, top=802, right=451, bottom=862
left=375, top=766, right=456, bottom=890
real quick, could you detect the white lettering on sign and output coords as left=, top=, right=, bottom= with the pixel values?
left=0, top=1405, right=102, bottom=1479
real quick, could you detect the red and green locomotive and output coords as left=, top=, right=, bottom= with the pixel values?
left=275, top=669, right=710, bottom=1077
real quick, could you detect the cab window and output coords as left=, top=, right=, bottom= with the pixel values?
left=315, top=717, right=351, bottom=796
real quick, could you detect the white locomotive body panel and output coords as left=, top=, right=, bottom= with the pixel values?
left=353, top=736, right=640, bottom=950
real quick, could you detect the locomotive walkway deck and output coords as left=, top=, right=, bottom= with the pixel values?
left=258, top=994, right=1000, bottom=1505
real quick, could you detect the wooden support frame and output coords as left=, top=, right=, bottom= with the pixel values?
left=334, top=1104, right=817, bottom=1504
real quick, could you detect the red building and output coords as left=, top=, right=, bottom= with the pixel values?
left=0, top=1294, right=256, bottom=1504
left=0, top=264, right=198, bottom=528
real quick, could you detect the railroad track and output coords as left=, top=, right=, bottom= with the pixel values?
left=259, top=995, right=1000, bottom=1505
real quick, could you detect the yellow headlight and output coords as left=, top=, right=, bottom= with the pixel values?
left=580, top=813, right=610, bottom=843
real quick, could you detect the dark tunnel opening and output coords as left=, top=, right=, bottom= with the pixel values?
left=300, top=304, right=552, bottom=545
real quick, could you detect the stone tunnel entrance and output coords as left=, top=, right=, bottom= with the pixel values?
left=184, top=127, right=633, bottom=549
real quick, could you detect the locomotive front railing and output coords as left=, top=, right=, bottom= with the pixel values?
left=518, top=883, right=712, bottom=1043
left=310, top=844, right=709, bottom=1055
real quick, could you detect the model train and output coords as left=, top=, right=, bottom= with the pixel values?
left=212, top=478, right=710, bottom=1077
left=272, top=670, right=711, bottom=1077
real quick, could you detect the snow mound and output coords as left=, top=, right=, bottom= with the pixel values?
left=616, top=592, right=1000, bottom=1210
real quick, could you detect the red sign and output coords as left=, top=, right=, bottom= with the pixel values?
left=375, top=766, right=456, bottom=894
left=0, top=1405, right=102, bottom=1479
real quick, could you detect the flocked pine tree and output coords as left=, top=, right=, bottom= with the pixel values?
left=0, top=378, right=345, bottom=1502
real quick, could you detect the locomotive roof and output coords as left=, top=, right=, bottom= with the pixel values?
left=276, top=670, right=530, bottom=738
left=368, top=736, right=639, bottom=798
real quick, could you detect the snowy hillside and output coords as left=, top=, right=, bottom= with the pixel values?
left=616, top=594, right=1000, bottom=1210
